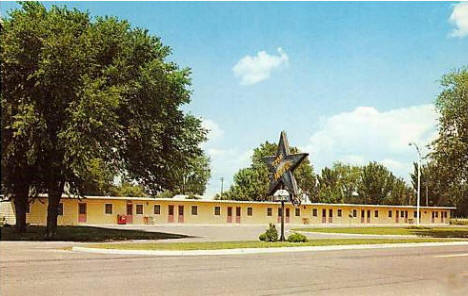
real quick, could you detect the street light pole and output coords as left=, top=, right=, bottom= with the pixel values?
left=409, top=142, right=421, bottom=226
left=220, top=177, right=224, bottom=196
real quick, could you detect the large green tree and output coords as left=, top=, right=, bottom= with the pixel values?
left=220, top=141, right=316, bottom=201
left=431, top=68, right=468, bottom=216
left=1, top=2, right=207, bottom=237
left=357, top=162, right=410, bottom=205
left=316, top=162, right=361, bottom=203
left=169, top=153, right=211, bottom=195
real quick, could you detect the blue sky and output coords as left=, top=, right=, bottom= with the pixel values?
left=2, top=2, right=467, bottom=197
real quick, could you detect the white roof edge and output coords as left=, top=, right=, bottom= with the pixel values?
left=44, top=194, right=457, bottom=210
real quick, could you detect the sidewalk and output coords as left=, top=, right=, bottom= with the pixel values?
left=72, top=241, right=468, bottom=257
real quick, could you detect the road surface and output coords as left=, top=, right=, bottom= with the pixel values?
left=1, top=240, right=468, bottom=295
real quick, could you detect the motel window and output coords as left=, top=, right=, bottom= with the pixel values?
left=154, top=205, right=160, bottom=215
left=192, top=206, right=198, bottom=215
left=295, top=208, right=300, bottom=216
left=329, top=209, right=333, bottom=217
left=337, top=209, right=342, bottom=217
left=247, top=207, right=253, bottom=216
left=214, top=206, right=220, bottom=216
left=136, top=205, right=143, bottom=215
left=58, top=203, right=64, bottom=216
left=352, top=209, right=357, bottom=217
left=168, top=206, right=174, bottom=216
left=312, top=209, right=317, bottom=217
left=105, top=204, right=112, bottom=215
left=374, top=210, right=378, bottom=218
left=267, top=208, right=272, bottom=216
left=388, top=210, right=392, bottom=218
left=79, top=203, right=86, bottom=215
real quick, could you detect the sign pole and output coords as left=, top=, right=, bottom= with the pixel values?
left=280, top=200, right=285, bottom=241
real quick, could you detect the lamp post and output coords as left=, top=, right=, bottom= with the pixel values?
left=409, top=142, right=421, bottom=226
left=274, top=189, right=290, bottom=241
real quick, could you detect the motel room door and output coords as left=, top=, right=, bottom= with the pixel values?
left=361, top=210, right=365, bottom=223
left=322, top=209, right=327, bottom=223
left=168, top=205, right=175, bottom=223
left=396, top=210, right=399, bottom=223
left=367, top=210, right=371, bottom=223
left=235, top=207, right=241, bottom=223
left=78, top=203, right=87, bottom=223
left=285, top=208, right=290, bottom=223
left=178, top=205, right=184, bottom=223
left=227, top=207, right=233, bottom=223
left=328, top=209, right=333, bottom=223
left=126, top=203, right=133, bottom=224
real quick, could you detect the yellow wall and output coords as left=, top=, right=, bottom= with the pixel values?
left=3, top=197, right=452, bottom=227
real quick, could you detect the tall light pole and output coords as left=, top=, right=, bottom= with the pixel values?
left=220, top=177, right=224, bottom=197
left=409, top=142, right=421, bottom=226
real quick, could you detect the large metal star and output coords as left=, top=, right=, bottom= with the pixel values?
left=264, top=131, right=308, bottom=205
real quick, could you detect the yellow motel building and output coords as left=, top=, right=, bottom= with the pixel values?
left=0, top=195, right=455, bottom=226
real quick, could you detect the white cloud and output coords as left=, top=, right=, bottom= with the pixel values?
left=198, top=118, right=253, bottom=198
left=204, top=148, right=253, bottom=198
left=302, top=104, right=438, bottom=180
left=449, top=2, right=468, bottom=38
left=201, top=118, right=224, bottom=142
left=233, top=48, right=289, bottom=85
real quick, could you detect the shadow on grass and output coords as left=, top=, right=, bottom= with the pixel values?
left=0, top=225, right=191, bottom=242
left=410, top=229, right=468, bottom=239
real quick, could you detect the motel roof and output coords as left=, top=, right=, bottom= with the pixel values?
left=51, top=194, right=456, bottom=210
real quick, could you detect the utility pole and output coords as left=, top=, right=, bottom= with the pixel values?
left=409, top=142, right=421, bottom=226
left=220, top=177, right=224, bottom=197
left=426, top=184, right=428, bottom=206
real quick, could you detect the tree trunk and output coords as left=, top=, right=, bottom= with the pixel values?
left=45, top=181, right=65, bottom=239
left=13, top=184, right=29, bottom=233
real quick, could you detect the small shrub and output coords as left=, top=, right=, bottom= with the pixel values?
left=449, top=219, right=468, bottom=225
left=287, top=232, right=308, bottom=243
left=259, top=223, right=278, bottom=242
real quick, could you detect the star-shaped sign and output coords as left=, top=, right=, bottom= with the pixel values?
left=264, top=131, right=308, bottom=205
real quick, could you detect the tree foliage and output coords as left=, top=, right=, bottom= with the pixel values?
left=220, top=141, right=316, bottom=201
left=1, top=2, right=207, bottom=236
left=431, top=68, right=468, bottom=216
left=169, top=153, right=211, bottom=195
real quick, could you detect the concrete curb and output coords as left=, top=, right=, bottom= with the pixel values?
left=294, top=230, right=416, bottom=238
left=72, top=241, right=468, bottom=257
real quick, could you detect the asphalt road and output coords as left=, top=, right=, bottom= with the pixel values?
left=2, top=241, right=468, bottom=296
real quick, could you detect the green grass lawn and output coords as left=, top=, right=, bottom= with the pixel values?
left=87, top=238, right=462, bottom=251
left=293, top=226, right=468, bottom=238
left=0, top=225, right=189, bottom=242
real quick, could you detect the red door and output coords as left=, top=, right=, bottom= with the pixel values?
left=227, top=207, right=233, bottom=223
left=178, top=205, right=184, bottom=223
left=168, top=205, right=174, bottom=223
left=286, top=208, right=290, bottom=223
left=78, top=203, right=87, bottom=223
left=235, top=207, right=241, bottom=223
left=126, top=203, right=133, bottom=224
left=361, top=210, right=365, bottom=223
left=328, top=209, right=333, bottom=223
left=322, top=209, right=327, bottom=223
